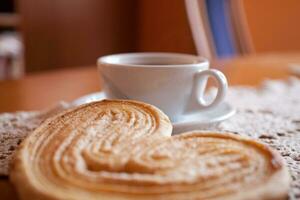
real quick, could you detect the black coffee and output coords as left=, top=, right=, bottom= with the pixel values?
left=127, top=61, right=195, bottom=65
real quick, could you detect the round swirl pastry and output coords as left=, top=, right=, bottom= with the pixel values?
left=11, top=100, right=290, bottom=200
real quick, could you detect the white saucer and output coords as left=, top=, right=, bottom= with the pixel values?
left=73, top=92, right=236, bottom=135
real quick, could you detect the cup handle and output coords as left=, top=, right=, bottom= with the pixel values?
left=185, top=69, right=228, bottom=113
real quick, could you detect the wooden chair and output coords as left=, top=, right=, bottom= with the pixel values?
left=185, top=0, right=254, bottom=59
left=185, top=0, right=300, bottom=59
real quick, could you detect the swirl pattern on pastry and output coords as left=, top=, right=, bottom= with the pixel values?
left=11, top=100, right=290, bottom=200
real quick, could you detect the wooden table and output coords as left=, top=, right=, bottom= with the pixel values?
left=1, top=53, right=300, bottom=199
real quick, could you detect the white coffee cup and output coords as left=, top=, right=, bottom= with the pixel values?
left=97, top=53, right=227, bottom=122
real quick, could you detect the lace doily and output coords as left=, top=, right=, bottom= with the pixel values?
left=210, top=77, right=300, bottom=199
left=0, top=78, right=300, bottom=199
left=0, top=102, right=70, bottom=176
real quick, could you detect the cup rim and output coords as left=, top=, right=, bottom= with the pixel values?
left=97, top=52, right=209, bottom=68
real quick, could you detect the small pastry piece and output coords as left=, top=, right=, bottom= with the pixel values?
left=11, top=100, right=290, bottom=200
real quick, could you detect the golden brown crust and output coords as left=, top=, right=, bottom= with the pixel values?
left=10, top=100, right=290, bottom=200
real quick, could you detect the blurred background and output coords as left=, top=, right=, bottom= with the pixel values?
left=1, top=0, right=300, bottom=79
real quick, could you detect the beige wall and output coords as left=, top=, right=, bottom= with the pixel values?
left=19, top=0, right=137, bottom=72
left=243, top=0, right=300, bottom=52
left=19, top=0, right=300, bottom=72
left=136, top=0, right=196, bottom=54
